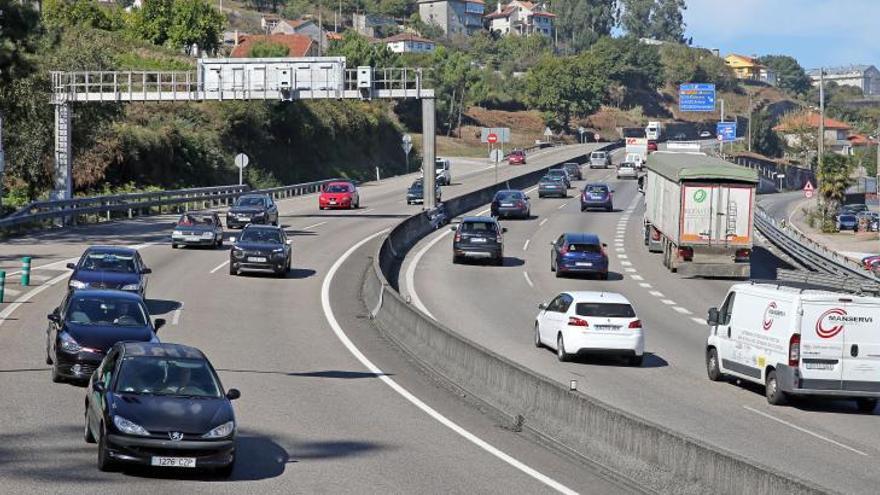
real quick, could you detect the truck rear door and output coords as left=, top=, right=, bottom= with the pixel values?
left=681, top=184, right=715, bottom=244
left=713, top=185, right=753, bottom=245
left=840, top=300, right=880, bottom=392
left=800, top=300, right=844, bottom=390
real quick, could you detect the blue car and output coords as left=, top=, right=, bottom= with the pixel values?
left=580, top=183, right=613, bottom=212
left=836, top=214, right=858, bottom=232
left=550, top=233, right=609, bottom=279
left=66, top=246, right=151, bottom=297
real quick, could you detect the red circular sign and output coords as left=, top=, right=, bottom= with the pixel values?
left=816, top=308, right=846, bottom=339
left=487, top=133, right=498, bottom=144
left=805, top=190, right=814, bottom=199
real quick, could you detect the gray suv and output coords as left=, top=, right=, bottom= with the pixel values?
left=451, top=216, right=506, bottom=266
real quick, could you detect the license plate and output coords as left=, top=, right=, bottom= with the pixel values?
left=501, top=203, right=514, bottom=207
left=329, top=200, right=337, bottom=204
left=248, top=256, right=267, bottom=262
left=470, top=238, right=487, bottom=243
left=805, top=362, right=835, bottom=370
left=237, top=216, right=250, bottom=220
left=151, top=456, right=196, bottom=468
left=595, top=325, right=619, bottom=331
left=465, top=252, right=491, bottom=258
left=575, top=262, right=593, bottom=267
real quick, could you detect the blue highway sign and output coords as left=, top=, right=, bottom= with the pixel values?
left=716, top=121, right=737, bottom=142
left=679, top=83, right=716, bottom=112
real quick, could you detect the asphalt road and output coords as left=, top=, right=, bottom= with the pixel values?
left=401, top=148, right=880, bottom=494
left=0, top=145, right=641, bottom=494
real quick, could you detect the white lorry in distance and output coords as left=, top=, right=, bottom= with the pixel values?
left=645, top=121, right=662, bottom=141
left=624, top=137, right=648, bottom=169
left=706, top=282, right=880, bottom=411
left=435, top=158, right=451, bottom=186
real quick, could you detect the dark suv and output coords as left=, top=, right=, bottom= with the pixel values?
left=226, top=194, right=279, bottom=229
left=451, top=216, right=506, bottom=265
left=562, top=162, right=582, bottom=181
left=580, top=183, right=613, bottom=212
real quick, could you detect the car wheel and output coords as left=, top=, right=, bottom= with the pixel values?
left=706, top=348, right=724, bottom=381
left=97, top=424, right=116, bottom=472
left=452, top=255, right=460, bottom=264
left=606, top=205, right=612, bottom=212
left=494, top=256, right=504, bottom=266
left=84, top=407, right=96, bottom=444
left=856, top=398, right=877, bottom=413
left=765, top=370, right=787, bottom=405
left=599, top=272, right=608, bottom=280
left=628, top=355, right=643, bottom=367
left=555, top=266, right=562, bottom=278
left=534, top=324, right=542, bottom=348
left=171, top=243, right=177, bottom=249
left=556, top=335, right=570, bottom=362
left=229, top=263, right=237, bottom=276
left=51, top=364, right=64, bottom=383
left=217, top=237, right=223, bottom=248
left=550, top=258, right=556, bottom=272
left=580, top=204, right=586, bottom=212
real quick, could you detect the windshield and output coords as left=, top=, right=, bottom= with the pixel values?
left=541, top=176, right=561, bottom=183
left=576, top=303, right=636, bottom=318
left=235, top=197, right=265, bottom=207
left=115, top=356, right=222, bottom=398
left=548, top=170, right=565, bottom=177
left=591, top=152, right=606, bottom=159
left=177, top=214, right=214, bottom=227
left=568, top=243, right=601, bottom=253
left=80, top=252, right=136, bottom=273
left=240, top=228, right=282, bottom=244
left=461, top=221, right=497, bottom=233
left=325, top=185, right=350, bottom=193
left=495, top=191, right=524, bottom=201
left=586, top=185, right=608, bottom=194
left=410, top=181, right=424, bottom=189
left=66, top=295, right=148, bottom=327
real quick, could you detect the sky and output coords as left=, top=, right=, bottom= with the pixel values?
left=683, top=0, right=880, bottom=70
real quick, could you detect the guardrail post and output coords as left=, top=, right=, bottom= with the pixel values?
left=0, top=271, right=5, bottom=303
left=21, top=257, right=32, bottom=286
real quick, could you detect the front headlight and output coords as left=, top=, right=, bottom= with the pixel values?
left=121, top=283, right=140, bottom=291
left=69, top=279, right=88, bottom=290
left=113, top=416, right=150, bottom=436
left=202, top=232, right=214, bottom=238
left=59, top=332, right=82, bottom=353
left=271, top=247, right=284, bottom=253
left=232, top=249, right=244, bottom=259
left=202, top=420, right=235, bottom=439
left=172, top=230, right=183, bottom=236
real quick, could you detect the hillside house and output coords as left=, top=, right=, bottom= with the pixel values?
left=381, top=33, right=436, bottom=54
left=724, top=54, right=777, bottom=86
left=418, top=0, right=485, bottom=37
left=485, top=1, right=555, bottom=37
left=808, top=65, right=880, bottom=96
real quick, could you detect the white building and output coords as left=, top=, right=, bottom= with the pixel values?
left=808, top=65, right=880, bottom=96
left=418, top=0, right=486, bottom=37
left=381, top=33, right=436, bottom=54
left=485, top=0, right=555, bottom=37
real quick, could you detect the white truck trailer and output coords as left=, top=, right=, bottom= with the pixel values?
left=643, top=152, right=758, bottom=278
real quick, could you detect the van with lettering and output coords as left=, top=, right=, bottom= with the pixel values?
left=705, top=283, right=880, bottom=412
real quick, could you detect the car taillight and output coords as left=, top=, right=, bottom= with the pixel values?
left=628, top=320, right=642, bottom=329
left=735, top=248, right=751, bottom=260
left=678, top=246, right=693, bottom=260
left=516, top=200, right=524, bottom=208
left=454, top=232, right=461, bottom=242
left=650, top=228, right=660, bottom=241
left=568, top=317, right=588, bottom=327
left=789, top=334, right=800, bottom=367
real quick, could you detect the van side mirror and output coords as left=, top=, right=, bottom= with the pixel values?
left=707, top=307, right=720, bottom=326
left=66, top=263, right=76, bottom=270
left=93, top=381, right=105, bottom=393
left=449, top=226, right=457, bottom=232
left=602, top=243, right=607, bottom=247
left=502, top=227, right=508, bottom=233
left=226, top=388, right=241, bottom=400
left=141, top=268, right=152, bottom=275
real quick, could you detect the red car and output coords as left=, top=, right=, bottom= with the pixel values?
left=508, top=150, right=526, bottom=165
left=319, top=181, right=360, bottom=210
left=862, top=255, right=880, bottom=270
left=647, top=141, right=658, bottom=153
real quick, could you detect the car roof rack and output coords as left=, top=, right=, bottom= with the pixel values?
left=749, top=270, right=880, bottom=297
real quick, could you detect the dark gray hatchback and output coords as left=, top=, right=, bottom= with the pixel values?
left=451, top=216, right=506, bottom=265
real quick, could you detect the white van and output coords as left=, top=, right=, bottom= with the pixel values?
left=705, top=283, right=880, bottom=411
left=435, top=158, right=451, bottom=186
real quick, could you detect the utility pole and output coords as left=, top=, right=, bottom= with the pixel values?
left=0, top=113, right=5, bottom=211
left=818, top=68, right=825, bottom=165
left=719, top=98, right=725, bottom=155
left=876, top=119, right=879, bottom=204
left=318, top=0, right=323, bottom=56
left=747, top=90, right=753, bottom=152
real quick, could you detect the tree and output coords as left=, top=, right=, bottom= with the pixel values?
left=429, top=47, right=480, bottom=135
left=525, top=53, right=607, bottom=129
left=758, top=55, right=811, bottom=95
left=618, top=0, right=654, bottom=39
left=127, top=0, right=175, bottom=45
left=551, top=0, right=616, bottom=53
left=590, top=36, right=663, bottom=95
left=0, top=0, right=40, bottom=83
left=327, top=32, right=400, bottom=67
left=659, top=44, right=736, bottom=90
left=43, top=0, right=123, bottom=31
left=166, top=0, right=225, bottom=52
left=249, top=41, right=290, bottom=57
left=650, top=0, right=685, bottom=42
left=816, top=152, right=852, bottom=230
left=750, top=109, right=783, bottom=158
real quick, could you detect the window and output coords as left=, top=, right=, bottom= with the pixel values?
left=547, top=294, right=565, bottom=312
left=67, top=295, right=148, bottom=327
left=568, top=243, right=601, bottom=253
left=559, top=294, right=574, bottom=313
left=235, top=196, right=266, bottom=207
left=461, top=221, right=498, bottom=233
left=240, top=228, right=282, bottom=244
left=576, top=303, right=636, bottom=318
left=81, top=252, right=137, bottom=273
left=719, top=292, right=736, bottom=326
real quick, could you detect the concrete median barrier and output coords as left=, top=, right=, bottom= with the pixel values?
left=361, top=143, right=829, bottom=495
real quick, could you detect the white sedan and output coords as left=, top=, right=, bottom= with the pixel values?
left=534, top=291, right=645, bottom=366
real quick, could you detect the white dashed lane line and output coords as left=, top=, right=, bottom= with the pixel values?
left=649, top=290, right=664, bottom=297
left=624, top=268, right=637, bottom=273
left=210, top=260, right=230, bottom=274
left=302, top=221, right=328, bottom=230
left=523, top=272, right=535, bottom=288
left=673, top=307, right=692, bottom=315
left=638, top=282, right=651, bottom=288
left=523, top=239, right=531, bottom=251
left=691, top=317, right=706, bottom=325
left=539, top=218, right=548, bottom=227
left=661, top=299, right=676, bottom=305
left=630, top=275, right=644, bottom=281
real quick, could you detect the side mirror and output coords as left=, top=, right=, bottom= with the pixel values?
left=141, top=268, right=152, bottom=275
left=226, top=388, right=241, bottom=400
left=602, top=243, right=607, bottom=247
left=449, top=226, right=457, bottom=232
left=93, top=381, right=105, bottom=393
left=66, top=263, right=76, bottom=270
left=229, top=237, right=236, bottom=243
left=47, top=313, right=61, bottom=324
left=538, top=303, right=547, bottom=310
left=154, top=318, right=166, bottom=331
left=525, top=195, right=530, bottom=200
left=502, top=227, right=508, bottom=233
left=707, top=307, right=720, bottom=326
left=286, top=239, right=292, bottom=245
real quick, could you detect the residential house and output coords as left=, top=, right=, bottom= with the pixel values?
left=485, top=1, right=555, bottom=37
left=260, top=14, right=281, bottom=33
left=418, top=0, right=485, bottom=37
left=353, top=13, right=399, bottom=38
left=724, top=54, right=777, bottom=86
left=381, top=33, right=436, bottom=54
left=271, top=18, right=324, bottom=44
left=808, top=65, right=880, bottom=96
left=773, top=112, right=852, bottom=156
left=230, top=34, right=318, bottom=58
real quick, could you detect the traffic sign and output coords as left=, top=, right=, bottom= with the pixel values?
left=487, top=133, right=498, bottom=144
left=544, top=127, right=553, bottom=138
left=679, top=83, right=716, bottom=112
left=234, top=153, right=249, bottom=169
left=803, top=181, right=814, bottom=198
left=490, top=149, right=503, bottom=163
left=480, top=127, right=510, bottom=143
left=402, top=134, right=413, bottom=155
left=716, top=122, right=737, bottom=142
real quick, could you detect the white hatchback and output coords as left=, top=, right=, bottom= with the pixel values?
left=617, top=163, right=638, bottom=179
left=534, top=291, right=645, bottom=366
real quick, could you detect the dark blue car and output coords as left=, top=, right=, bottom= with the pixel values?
left=67, top=246, right=151, bottom=297
left=580, top=183, right=613, bottom=212
left=550, top=233, right=609, bottom=279
left=836, top=214, right=858, bottom=232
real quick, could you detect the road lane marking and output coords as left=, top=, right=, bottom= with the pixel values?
left=620, top=261, right=632, bottom=266
left=523, top=272, right=534, bottom=288
left=661, top=299, right=676, bottom=305
left=618, top=254, right=628, bottom=259
left=630, top=275, right=644, bottom=281
left=638, top=283, right=651, bottom=288
left=557, top=203, right=566, bottom=210
left=673, top=307, right=692, bottom=315
left=691, top=317, right=705, bottom=325
left=649, top=291, right=664, bottom=297
left=406, top=229, right=453, bottom=320
left=357, top=208, right=375, bottom=215
left=539, top=219, right=548, bottom=226
left=523, top=239, right=530, bottom=251
left=171, top=302, right=184, bottom=325
left=210, top=260, right=230, bottom=274
left=624, top=268, right=637, bottom=272
left=742, top=406, right=868, bottom=456
left=0, top=273, right=69, bottom=328
left=302, top=221, right=328, bottom=230
left=323, top=230, right=578, bottom=495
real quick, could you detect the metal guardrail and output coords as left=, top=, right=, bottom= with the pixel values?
left=0, top=178, right=341, bottom=235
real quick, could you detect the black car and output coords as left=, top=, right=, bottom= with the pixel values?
left=46, top=290, right=163, bottom=383
left=491, top=190, right=531, bottom=219
left=226, top=194, right=279, bottom=229
left=538, top=175, right=567, bottom=198
left=546, top=168, right=571, bottom=188
left=406, top=179, right=442, bottom=205
left=451, top=216, right=506, bottom=265
left=562, top=162, right=583, bottom=181
left=67, top=246, right=151, bottom=297
left=85, top=342, right=240, bottom=475
left=171, top=211, right=225, bottom=249
left=229, top=224, right=291, bottom=277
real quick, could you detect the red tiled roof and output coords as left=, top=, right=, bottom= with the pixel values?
left=517, top=1, right=535, bottom=9
left=847, top=134, right=878, bottom=146
left=532, top=11, right=556, bottom=17
left=231, top=34, right=314, bottom=58
left=326, top=32, right=344, bottom=41
left=382, top=33, right=434, bottom=44
left=485, top=6, right=516, bottom=19
left=773, top=112, right=852, bottom=132
left=465, top=0, right=485, bottom=4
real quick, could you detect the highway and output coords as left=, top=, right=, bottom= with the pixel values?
left=399, top=148, right=880, bottom=494
left=0, top=145, right=644, bottom=494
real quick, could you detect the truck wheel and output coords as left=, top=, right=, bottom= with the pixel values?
left=706, top=348, right=724, bottom=381
left=856, top=398, right=877, bottom=413
left=765, top=370, right=788, bottom=405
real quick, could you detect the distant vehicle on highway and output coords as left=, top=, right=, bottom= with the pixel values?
left=226, top=194, right=278, bottom=228
left=706, top=282, right=880, bottom=410
left=171, top=211, right=224, bottom=249
left=490, top=189, right=531, bottom=219
left=645, top=121, right=662, bottom=141
left=589, top=151, right=611, bottom=169
left=451, top=216, right=505, bottom=265
left=319, top=181, right=360, bottom=210
left=836, top=213, right=858, bottom=232
left=647, top=141, right=658, bottom=153
left=229, top=224, right=291, bottom=277
left=67, top=246, right=151, bottom=297
left=624, top=152, right=644, bottom=170
left=46, top=290, right=162, bottom=383
left=535, top=291, right=644, bottom=366
left=562, top=162, right=583, bottom=181
left=537, top=175, right=567, bottom=198
left=406, top=179, right=441, bottom=205
left=841, top=204, right=868, bottom=215
left=700, top=130, right=712, bottom=138
left=85, top=342, right=240, bottom=475
left=580, top=183, right=613, bottom=212
left=550, top=233, right=609, bottom=279
left=508, top=149, right=527, bottom=165
left=435, top=158, right=452, bottom=185
left=617, top=162, right=638, bottom=180
left=546, top=168, right=572, bottom=188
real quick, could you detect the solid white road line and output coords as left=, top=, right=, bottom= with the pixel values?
left=171, top=302, right=184, bottom=325
left=523, top=239, right=531, bottom=251
left=323, top=230, right=578, bottom=495
left=406, top=230, right=452, bottom=320
left=210, top=260, right=230, bottom=274
left=743, top=406, right=868, bottom=456
left=523, top=272, right=535, bottom=288
left=0, top=273, right=69, bottom=328
left=302, top=221, right=328, bottom=230
left=357, top=208, right=376, bottom=215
